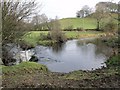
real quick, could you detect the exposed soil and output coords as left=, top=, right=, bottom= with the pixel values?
left=2, top=67, right=120, bottom=89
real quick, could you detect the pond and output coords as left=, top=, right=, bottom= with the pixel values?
left=34, top=38, right=113, bottom=73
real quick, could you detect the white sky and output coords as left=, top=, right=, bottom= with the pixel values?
left=37, top=0, right=119, bottom=19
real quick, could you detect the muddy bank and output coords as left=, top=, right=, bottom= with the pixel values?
left=2, top=61, right=120, bottom=88
left=2, top=71, right=120, bottom=88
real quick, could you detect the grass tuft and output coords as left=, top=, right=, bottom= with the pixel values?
left=2, top=62, right=48, bottom=75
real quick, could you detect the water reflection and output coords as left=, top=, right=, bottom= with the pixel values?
left=77, top=38, right=113, bottom=58
left=51, top=42, right=65, bottom=54
left=35, top=39, right=112, bottom=73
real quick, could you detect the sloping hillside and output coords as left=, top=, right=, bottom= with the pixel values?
left=59, top=17, right=97, bottom=29
left=59, top=13, right=118, bottom=30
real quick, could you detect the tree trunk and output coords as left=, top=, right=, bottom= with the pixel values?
left=97, top=21, right=100, bottom=31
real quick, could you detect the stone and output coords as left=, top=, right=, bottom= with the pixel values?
left=29, top=55, right=38, bottom=62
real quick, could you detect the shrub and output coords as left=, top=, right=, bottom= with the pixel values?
left=50, top=18, right=67, bottom=43
left=50, top=30, right=67, bottom=43
left=19, top=40, right=35, bottom=50
left=106, top=55, right=120, bottom=67
left=76, top=27, right=85, bottom=31
left=37, top=40, right=53, bottom=46
left=39, top=33, right=52, bottom=41
left=47, top=32, right=52, bottom=40
left=102, top=20, right=117, bottom=33
left=39, top=33, right=48, bottom=40
left=64, top=25, right=74, bottom=31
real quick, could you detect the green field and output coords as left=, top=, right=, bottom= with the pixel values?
left=59, top=13, right=118, bottom=30
left=23, top=31, right=48, bottom=46
left=60, top=18, right=97, bottom=29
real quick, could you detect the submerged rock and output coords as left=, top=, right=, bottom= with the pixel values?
left=29, top=55, right=38, bottom=62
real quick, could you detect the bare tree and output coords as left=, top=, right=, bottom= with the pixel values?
left=76, top=5, right=92, bottom=18
left=76, top=10, right=84, bottom=18
left=49, top=17, right=66, bottom=43
left=93, top=3, right=108, bottom=31
left=97, top=2, right=118, bottom=13
left=0, top=2, right=1, bottom=34
left=109, top=1, right=119, bottom=21
left=32, top=14, right=48, bottom=30
left=1, top=0, right=39, bottom=65
left=118, top=1, right=120, bottom=29
left=82, top=5, right=92, bottom=17
left=2, top=0, right=37, bottom=45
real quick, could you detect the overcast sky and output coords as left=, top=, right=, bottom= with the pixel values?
left=37, top=0, right=119, bottom=19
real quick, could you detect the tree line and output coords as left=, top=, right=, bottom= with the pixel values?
left=76, top=1, right=119, bottom=31
left=76, top=2, right=118, bottom=18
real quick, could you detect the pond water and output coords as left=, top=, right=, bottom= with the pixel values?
left=34, top=38, right=112, bottom=73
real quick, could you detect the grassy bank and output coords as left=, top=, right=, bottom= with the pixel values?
left=64, top=55, right=120, bottom=80
left=2, top=54, right=120, bottom=88
left=23, top=31, right=104, bottom=46
left=2, top=62, right=48, bottom=74
left=2, top=62, right=49, bottom=88
left=22, top=31, right=49, bottom=47
left=64, top=31, right=104, bottom=39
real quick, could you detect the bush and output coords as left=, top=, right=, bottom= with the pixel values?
left=49, top=18, right=67, bottom=43
left=47, top=32, right=52, bottom=40
left=106, top=55, right=120, bottom=67
left=104, top=37, right=118, bottom=47
left=64, top=25, right=74, bottom=31
left=50, top=30, right=67, bottom=43
left=39, top=33, right=48, bottom=40
left=76, top=27, right=85, bottom=31
left=37, top=40, right=53, bottom=46
left=19, top=40, right=35, bottom=50
left=39, top=33, right=52, bottom=41
left=102, top=20, right=117, bottom=33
